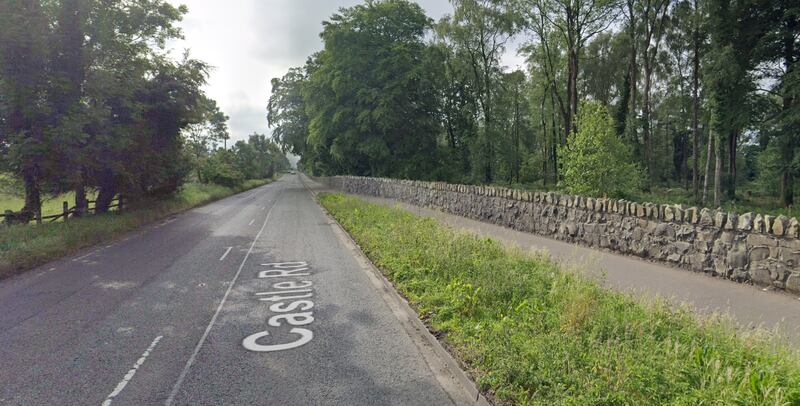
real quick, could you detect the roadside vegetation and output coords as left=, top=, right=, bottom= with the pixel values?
left=320, top=193, right=800, bottom=405
left=270, top=0, right=799, bottom=218
left=0, top=0, right=290, bottom=225
left=0, top=179, right=272, bottom=279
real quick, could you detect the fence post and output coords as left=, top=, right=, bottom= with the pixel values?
left=63, top=201, right=69, bottom=222
left=118, top=195, right=124, bottom=212
left=4, top=210, right=12, bottom=227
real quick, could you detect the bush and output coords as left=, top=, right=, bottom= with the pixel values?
left=199, top=150, right=244, bottom=187
left=559, top=102, right=643, bottom=197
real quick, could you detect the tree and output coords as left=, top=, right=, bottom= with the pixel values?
left=752, top=0, right=799, bottom=207
left=559, top=101, right=644, bottom=197
left=185, top=97, right=230, bottom=179
left=268, top=67, right=310, bottom=158
left=639, top=0, right=672, bottom=180
left=519, top=0, right=621, bottom=139
left=0, top=0, right=51, bottom=221
left=446, top=0, right=517, bottom=183
left=304, top=0, right=441, bottom=179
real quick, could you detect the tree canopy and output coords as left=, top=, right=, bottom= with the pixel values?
left=270, top=0, right=799, bottom=210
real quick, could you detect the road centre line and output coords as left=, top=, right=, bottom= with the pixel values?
left=101, top=335, right=164, bottom=406
left=219, top=247, right=233, bottom=261
left=164, top=189, right=282, bottom=406
left=249, top=218, right=255, bottom=226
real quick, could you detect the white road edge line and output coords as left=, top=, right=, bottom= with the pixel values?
left=102, top=335, right=164, bottom=406
left=72, top=251, right=97, bottom=262
left=164, top=189, right=282, bottom=406
left=219, top=247, right=233, bottom=261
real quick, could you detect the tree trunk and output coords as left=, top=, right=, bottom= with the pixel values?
left=703, top=128, right=713, bottom=205
left=95, top=170, right=116, bottom=214
left=20, top=168, right=41, bottom=223
left=779, top=8, right=797, bottom=207
left=540, top=86, right=549, bottom=186
left=626, top=1, right=638, bottom=144
left=691, top=0, right=701, bottom=200
left=74, top=184, right=88, bottom=217
left=95, top=186, right=116, bottom=214
left=566, top=49, right=579, bottom=138
left=643, top=60, right=653, bottom=180
left=727, top=130, right=737, bottom=200
left=551, top=91, right=560, bottom=182
left=714, top=132, right=722, bottom=207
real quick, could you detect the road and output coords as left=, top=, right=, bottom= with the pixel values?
left=348, top=192, right=800, bottom=342
left=0, top=175, right=475, bottom=405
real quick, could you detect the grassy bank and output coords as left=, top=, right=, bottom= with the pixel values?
left=319, top=193, right=800, bottom=405
left=0, top=179, right=273, bottom=279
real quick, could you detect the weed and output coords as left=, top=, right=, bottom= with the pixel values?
left=320, top=193, right=800, bottom=405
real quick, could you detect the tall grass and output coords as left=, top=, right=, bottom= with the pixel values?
left=0, top=179, right=272, bottom=278
left=320, top=193, right=800, bottom=405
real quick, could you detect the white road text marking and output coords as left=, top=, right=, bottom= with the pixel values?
left=243, top=262, right=316, bottom=352
left=102, top=335, right=163, bottom=406
left=164, top=191, right=281, bottom=406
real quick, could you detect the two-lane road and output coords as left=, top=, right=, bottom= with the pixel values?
left=0, top=175, right=467, bottom=405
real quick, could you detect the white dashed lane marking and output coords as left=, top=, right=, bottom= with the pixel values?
left=102, top=335, right=164, bottom=406
left=219, top=247, right=233, bottom=261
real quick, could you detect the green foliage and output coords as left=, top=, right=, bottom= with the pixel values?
left=320, top=193, right=800, bottom=405
left=230, top=133, right=290, bottom=180
left=268, top=67, right=309, bottom=158
left=300, top=0, right=441, bottom=178
left=559, top=102, right=643, bottom=197
left=199, top=149, right=244, bottom=188
left=0, top=0, right=216, bottom=217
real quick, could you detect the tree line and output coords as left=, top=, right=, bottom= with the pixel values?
left=268, top=0, right=798, bottom=208
left=0, top=0, right=289, bottom=222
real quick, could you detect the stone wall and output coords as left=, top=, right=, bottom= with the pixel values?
left=313, top=175, right=800, bottom=294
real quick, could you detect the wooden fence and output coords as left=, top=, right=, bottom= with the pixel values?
left=1, top=196, right=125, bottom=226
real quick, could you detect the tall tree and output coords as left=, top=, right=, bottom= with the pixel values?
left=754, top=0, right=799, bottom=207
left=268, top=66, right=310, bottom=158
left=640, top=0, right=672, bottom=180
left=304, top=0, right=441, bottom=179
left=446, top=0, right=516, bottom=183
left=0, top=0, right=51, bottom=221
left=519, top=0, right=620, bottom=138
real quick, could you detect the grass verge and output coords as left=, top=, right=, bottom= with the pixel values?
left=319, top=193, right=800, bottom=405
left=0, top=179, right=273, bottom=279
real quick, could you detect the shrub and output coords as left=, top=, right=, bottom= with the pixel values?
left=199, top=150, right=244, bottom=187
left=559, top=102, right=644, bottom=197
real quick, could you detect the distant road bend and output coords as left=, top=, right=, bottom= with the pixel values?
left=0, top=175, right=477, bottom=405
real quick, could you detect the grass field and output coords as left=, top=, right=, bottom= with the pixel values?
left=0, top=179, right=272, bottom=279
left=0, top=190, right=100, bottom=218
left=320, top=193, right=800, bottom=405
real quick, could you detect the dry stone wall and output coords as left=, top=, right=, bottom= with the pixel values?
left=314, top=175, right=800, bottom=294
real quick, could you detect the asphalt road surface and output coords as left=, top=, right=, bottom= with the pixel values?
left=0, top=175, right=472, bottom=405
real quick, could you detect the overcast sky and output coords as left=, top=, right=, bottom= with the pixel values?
left=168, top=1, right=525, bottom=143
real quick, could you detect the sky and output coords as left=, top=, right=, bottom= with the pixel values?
left=168, top=0, right=526, bottom=144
